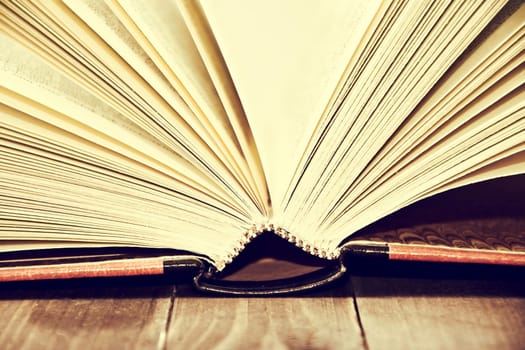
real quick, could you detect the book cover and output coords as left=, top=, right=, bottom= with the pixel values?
left=0, top=0, right=524, bottom=294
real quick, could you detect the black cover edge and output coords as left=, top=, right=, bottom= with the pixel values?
left=192, top=243, right=392, bottom=295
left=340, top=242, right=390, bottom=261
left=163, top=257, right=206, bottom=274
left=193, top=262, right=347, bottom=296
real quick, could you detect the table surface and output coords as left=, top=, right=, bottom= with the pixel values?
left=1, top=263, right=524, bottom=350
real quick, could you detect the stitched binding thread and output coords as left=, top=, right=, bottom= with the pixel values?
left=215, top=224, right=340, bottom=271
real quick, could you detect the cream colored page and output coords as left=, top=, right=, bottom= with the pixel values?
left=62, top=0, right=206, bottom=137
left=110, top=0, right=243, bottom=161
left=113, top=0, right=219, bottom=111
left=0, top=131, right=245, bottom=263
left=0, top=33, right=237, bottom=204
left=106, top=0, right=267, bottom=218
left=434, top=150, right=525, bottom=194
left=200, top=0, right=382, bottom=215
left=327, top=94, right=524, bottom=242
left=336, top=6, right=525, bottom=216
left=176, top=0, right=269, bottom=215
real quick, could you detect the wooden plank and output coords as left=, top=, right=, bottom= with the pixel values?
left=0, top=279, right=174, bottom=350
left=167, top=283, right=365, bottom=350
left=352, top=275, right=525, bottom=350
left=2, top=273, right=524, bottom=350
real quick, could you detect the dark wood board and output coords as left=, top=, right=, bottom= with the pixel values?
left=0, top=278, right=174, bottom=350
left=348, top=261, right=525, bottom=350
left=0, top=271, right=524, bottom=350
left=166, top=283, right=364, bottom=349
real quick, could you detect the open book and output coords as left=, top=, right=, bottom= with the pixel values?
left=1, top=0, right=524, bottom=294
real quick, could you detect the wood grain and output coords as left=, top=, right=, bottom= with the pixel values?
left=0, top=275, right=524, bottom=349
left=0, top=280, right=174, bottom=350
left=352, top=276, right=525, bottom=350
left=166, top=283, right=365, bottom=350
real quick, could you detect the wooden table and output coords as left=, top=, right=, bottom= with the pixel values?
left=1, top=262, right=524, bottom=350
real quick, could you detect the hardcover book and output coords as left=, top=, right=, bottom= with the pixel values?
left=1, top=0, right=524, bottom=294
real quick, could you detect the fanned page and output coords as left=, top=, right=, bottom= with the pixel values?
left=0, top=0, right=524, bottom=273
left=278, top=1, right=525, bottom=249
left=0, top=0, right=264, bottom=266
left=198, top=0, right=383, bottom=217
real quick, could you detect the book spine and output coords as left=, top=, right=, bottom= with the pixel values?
left=216, top=224, right=340, bottom=271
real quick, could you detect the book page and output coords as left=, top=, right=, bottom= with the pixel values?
left=351, top=6, right=525, bottom=201
left=2, top=1, right=267, bottom=220
left=438, top=151, right=525, bottom=192
left=323, top=4, right=525, bottom=232
left=200, top=0, right=382, bottom=216
left=176, top=0, right=270, bottom=216
left=105, top=0, right=267, bottom=216
left=278, top=1, right=509, bottom=241
left=329, top=89, right=524, bottom=242
left=62, top=0, right=218, bottom=157
left=1, top=1, right=272, bottom=268
left=0, top=126, right=248, bottom=263
left=0, top=34, right=222, bottom=200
